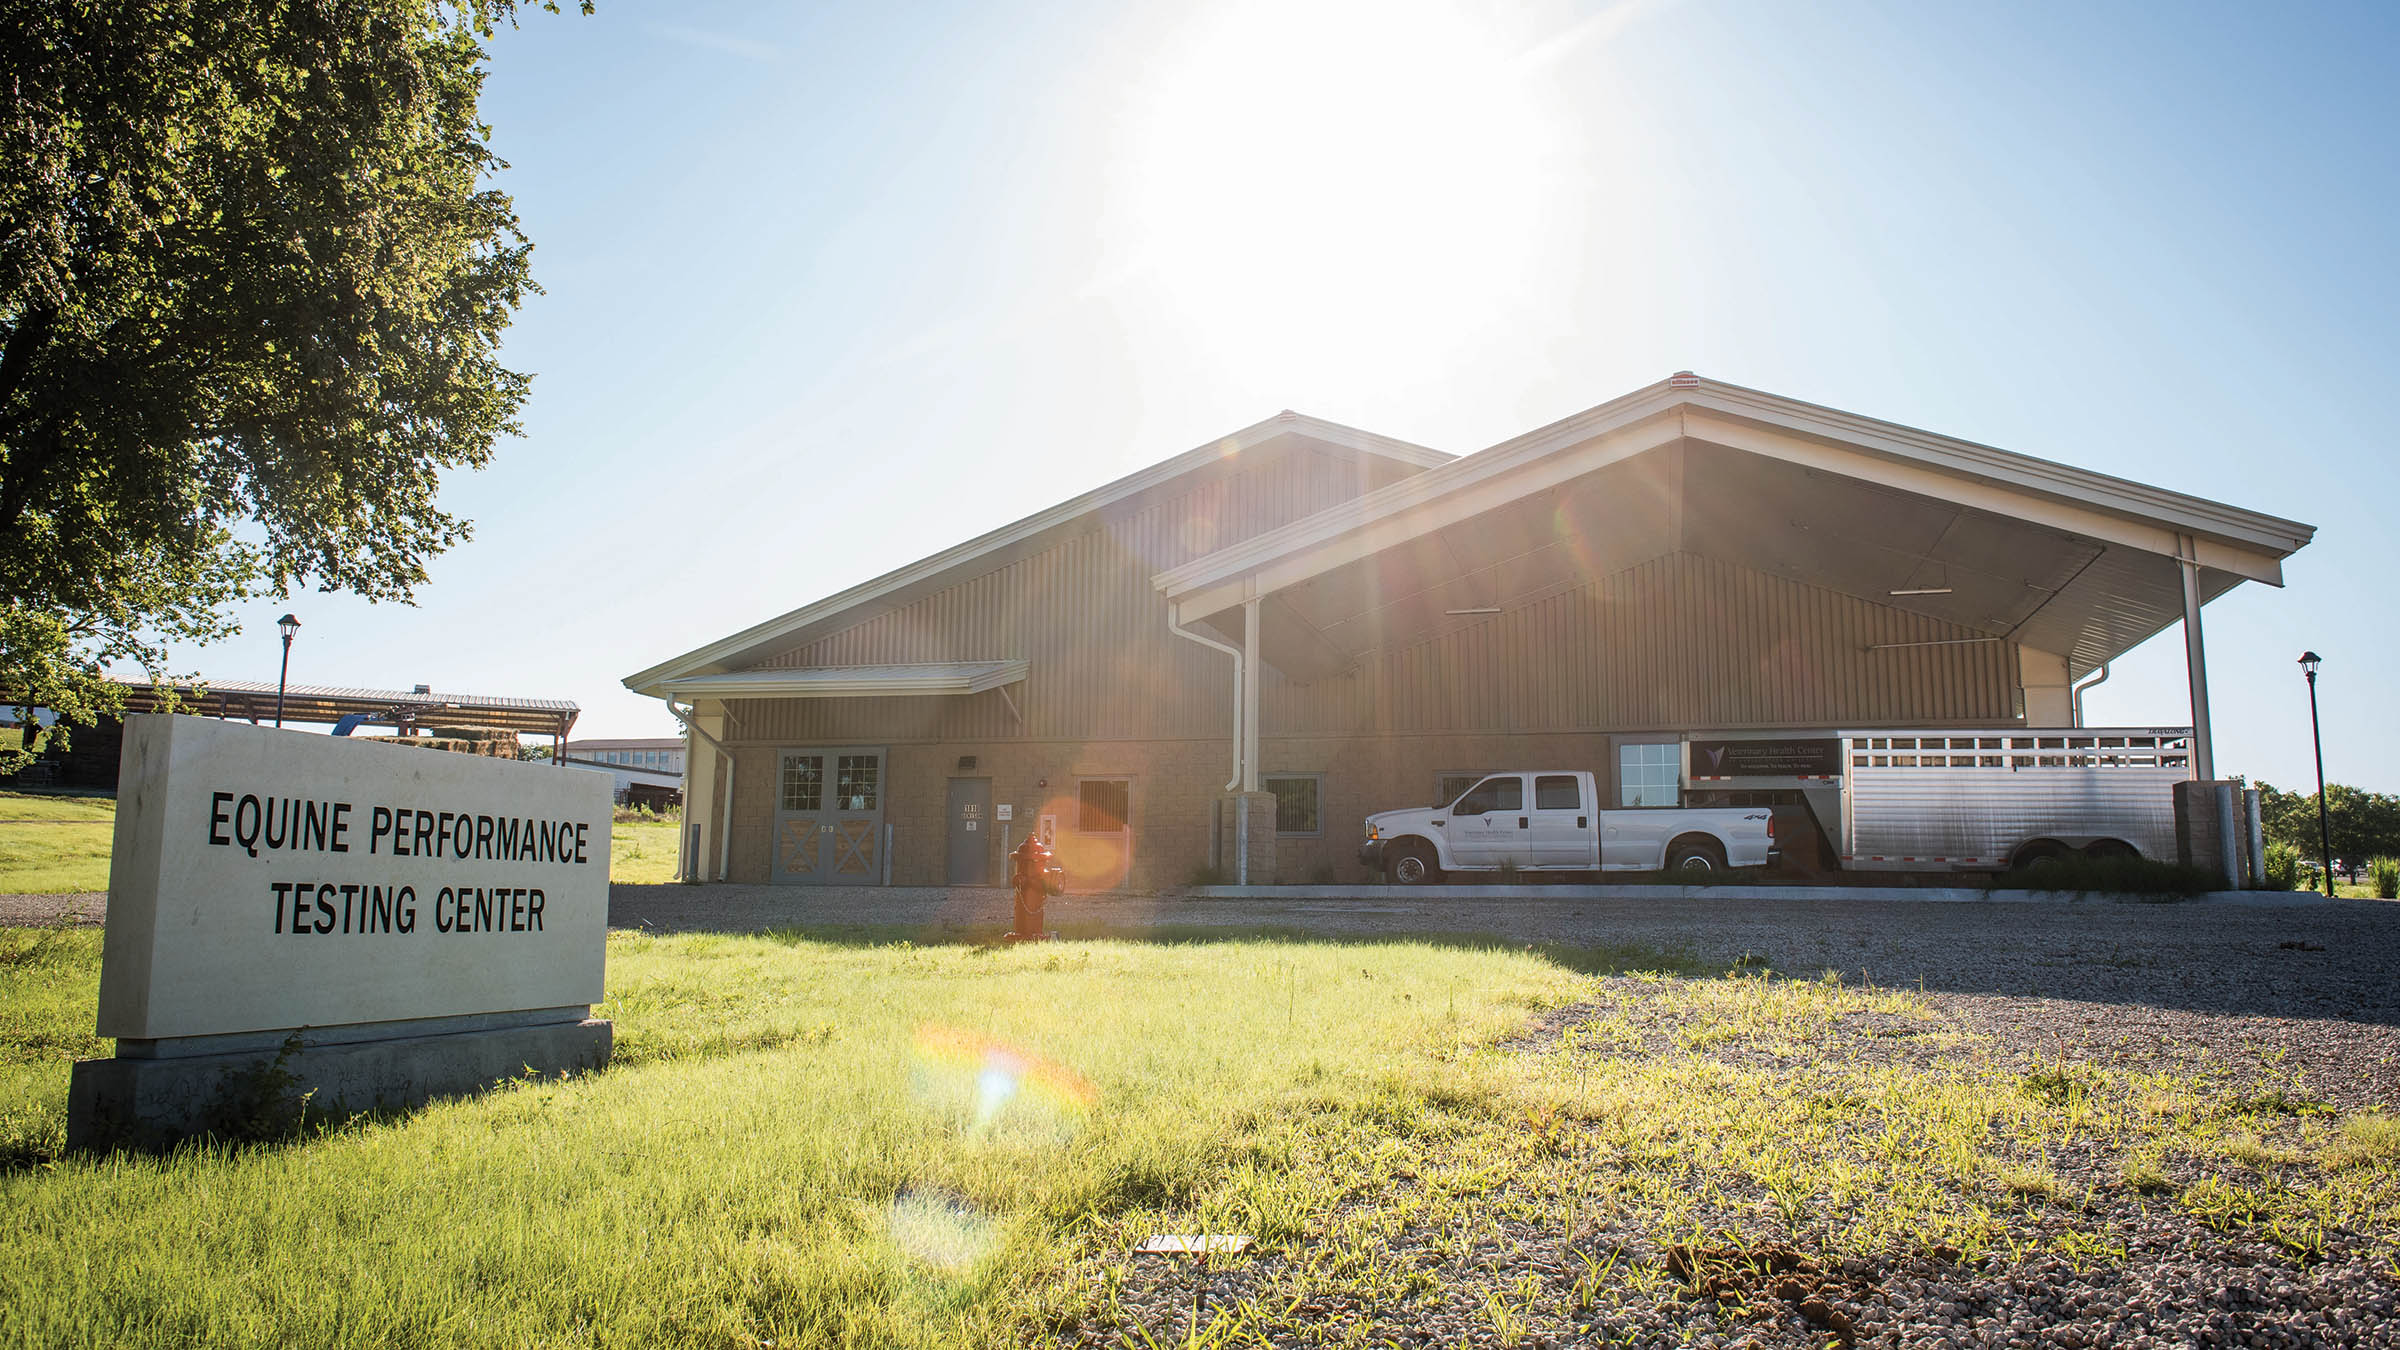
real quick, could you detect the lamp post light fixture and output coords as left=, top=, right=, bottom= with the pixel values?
left=275, top=613, right=302, bottom=728
left=2300, top=651, right=2331, bottom=898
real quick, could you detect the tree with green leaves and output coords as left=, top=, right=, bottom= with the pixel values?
left=1, top=0, right=586, bottom=772
left=2257, top=780, right=2400, bottom=871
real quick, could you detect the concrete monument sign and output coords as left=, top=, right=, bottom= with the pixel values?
left=70, top=715, right=614, bottom=1147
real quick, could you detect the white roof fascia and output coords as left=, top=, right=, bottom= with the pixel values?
left=1682, top=382, right=2315, bottom=558
left=1156, top=376, right=2315, bottom=611
left=625, top=414, right=1448, bottom=698
left=658, top=660, right=1030, bottom=700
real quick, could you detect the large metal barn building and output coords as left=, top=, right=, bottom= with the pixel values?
left=624, top=375, right=2312, bottom=890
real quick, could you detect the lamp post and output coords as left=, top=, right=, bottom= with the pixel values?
left=2300, top=651, right=2331, bottom=897
left=274, top=614, right=301, bottom=728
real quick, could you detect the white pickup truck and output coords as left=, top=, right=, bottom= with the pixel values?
left=1357, top=770, right=1776, bottom=883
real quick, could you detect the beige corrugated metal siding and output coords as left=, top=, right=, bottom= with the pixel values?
left=726, top=447, right=2017, bottom=746
left=1263, top=552, right=2015, bottom=735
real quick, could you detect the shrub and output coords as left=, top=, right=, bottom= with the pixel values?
left=2262, top=842, right=2301, bottom=892
left=2373, top=857, right=2399, bottom=900
left=1986, top=854, right=2221, bottom=899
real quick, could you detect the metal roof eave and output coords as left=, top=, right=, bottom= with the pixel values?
left=658, top=660, right=1030, bottom=701
left=1154, top=375, right=2316, bottom=611
left=622, top=413, right=1450, bottom=699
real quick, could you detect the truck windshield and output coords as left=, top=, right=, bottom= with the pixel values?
left=1454, top=776, right=1522, bottom=815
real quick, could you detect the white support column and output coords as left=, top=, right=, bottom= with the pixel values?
left=1241, top=597, right=1262, bottom=793
left=2178, top=535, right=2215, bottom=782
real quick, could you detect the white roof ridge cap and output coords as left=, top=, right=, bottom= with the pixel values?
left=1154, top=383, right=1687, bottom=594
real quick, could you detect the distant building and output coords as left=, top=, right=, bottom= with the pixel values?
left=560, top=738, right=684, bottom=809
left=563, top=738, right=684, bottom=774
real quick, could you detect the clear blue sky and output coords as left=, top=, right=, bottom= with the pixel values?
left=188, top=0, right=2398, bottom=792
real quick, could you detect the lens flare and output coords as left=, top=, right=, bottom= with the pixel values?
left=886, top=1188, right=998, bottom=1276
left=911, top=1024, right=1099, bottom=1137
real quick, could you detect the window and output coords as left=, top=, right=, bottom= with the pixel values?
left=835, top=754, right=879, bottom=811
left=1454, top=775, right=1522, bottom=816
left=1078, top=778, right=1130, bottom=833
left=1437, top=773, right=1482, bottom=808
left=1534, top=775, right=1581, bottom=811
left=1618, top=743, right=1680, bottom=807
left=780, top=755, right=823, bottom=812
left=1264, top=775, right=1322, bottom=836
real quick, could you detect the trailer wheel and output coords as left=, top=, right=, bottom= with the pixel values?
left=2083, top=839, right=2138, bottom=860
left=1666, top=837, right=1725, bottom=875
left=1386, top=840, right=1441, bottom=885
left=2012, top=841, right=2068, bottom=871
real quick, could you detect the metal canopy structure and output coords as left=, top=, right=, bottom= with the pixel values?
left=106, top=676, right=580, bottom=740
left=1156, top=375, right=2315, bottom=785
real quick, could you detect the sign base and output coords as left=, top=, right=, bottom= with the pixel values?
left=67, top=1007, right=611, bottom=1150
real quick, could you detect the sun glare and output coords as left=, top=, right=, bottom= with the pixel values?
left=1101, top=0, right=1580, bottom=386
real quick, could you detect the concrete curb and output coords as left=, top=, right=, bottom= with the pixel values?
left=1179, top=884, right=2360, bottom=906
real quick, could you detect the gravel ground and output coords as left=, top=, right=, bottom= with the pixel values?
left=0, top=891, right=104, bottom=926
left=17, top=882, right=2400, bottom=1344
left=598, top=882, right=2400, bottom=1025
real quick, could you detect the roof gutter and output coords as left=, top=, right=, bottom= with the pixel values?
left=1167, top=611, right=1244, bottom=792
left=2070, top=662, right=2112, bottom=728
left=659, top=696, right=734, bottom=884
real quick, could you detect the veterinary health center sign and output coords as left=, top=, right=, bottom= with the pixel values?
left=99, top=716, right=612, bottom=1041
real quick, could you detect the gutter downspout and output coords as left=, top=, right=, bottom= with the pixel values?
left=2069, top=662, right=2111, bottom=728
left=1166, top=613, right=1244, bottom=793
left=661, top=696, right=736, bottom=883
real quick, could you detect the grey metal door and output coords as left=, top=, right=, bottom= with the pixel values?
left=946, top=778, right=993, bottom=885
left=773, top=748, right=886, bottom=884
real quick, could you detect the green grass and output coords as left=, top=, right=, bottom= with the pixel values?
left=0, top=794, right=676, bottom=892
left=0, top=931, right=1585, bottom=1347
left=0, top=791, right=116, bottom=894
left=611, top=817, right=682, bottom=884
left=4, top=936, right=2398, bottom=1347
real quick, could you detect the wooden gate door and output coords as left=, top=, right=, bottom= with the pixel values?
left=772, top=748, right=886, bottom=884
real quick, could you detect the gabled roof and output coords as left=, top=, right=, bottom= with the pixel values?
left=1155, top=374, right=2315, bottom=614
left=624, top=411, right=1449, bottom=699
left=1151, top=375, right=2316, bottom=681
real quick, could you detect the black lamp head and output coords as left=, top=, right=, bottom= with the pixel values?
left=277, top=613, right=301, bottom=640
left=2299, top=650, right=2321, bottom=677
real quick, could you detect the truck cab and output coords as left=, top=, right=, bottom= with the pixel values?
left=1359, top=770, right=1775, bottom=883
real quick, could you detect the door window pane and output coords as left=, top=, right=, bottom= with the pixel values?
left=835, top=755, right=879, bottom=811
left=1618, top=743, right=1680, bottom=807
left=1078, top=778, right=1129, bottom=832
left=1534, top=775, right=1581, bottom=811
left=1437, top=774, right=1481, bottom=808
left=1456, top=775, right=1522, bottom=815
left=781, top=755, right=823, bottom=812
left=1264, top=775, right=1321, bottom=835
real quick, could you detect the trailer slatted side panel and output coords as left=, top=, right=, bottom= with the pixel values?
left=1842, top=729, right=2190, bottom=870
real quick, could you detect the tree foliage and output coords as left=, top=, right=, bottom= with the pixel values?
left=2256, top=780, right=2400, bottom=868
left=0, top=0, right=585, bottom=770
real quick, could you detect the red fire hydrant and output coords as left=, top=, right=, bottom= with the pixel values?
left=1007, top=831, right=1063, bottom=942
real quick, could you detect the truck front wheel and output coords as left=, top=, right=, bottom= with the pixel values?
left=1666, top=838, right=1725, bottom=875
left=1387, top=840, right=1441, bottom=885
